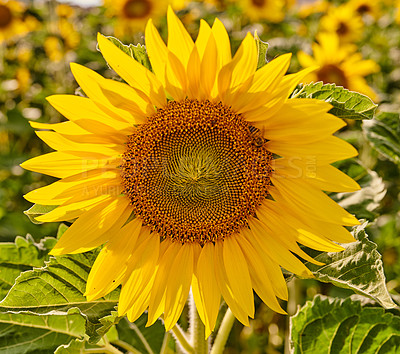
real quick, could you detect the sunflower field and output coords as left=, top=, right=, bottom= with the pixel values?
left=1, top=0, right=400, bottom=353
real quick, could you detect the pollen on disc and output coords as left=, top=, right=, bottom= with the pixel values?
left=121, top=99, right=273, bottom=245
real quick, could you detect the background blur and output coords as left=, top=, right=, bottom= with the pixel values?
left=1, top=0, right=400, bottom=352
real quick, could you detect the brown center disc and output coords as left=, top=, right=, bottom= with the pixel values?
left=121, top=99, right=273, bottom=245
left=0, top=5, right=13, bottom=29
left=122, top=0, right=152, bottom=19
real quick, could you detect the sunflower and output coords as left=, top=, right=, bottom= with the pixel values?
left=298, top=32, right=379, bottom=101
left=347, top=0, right=381, bottom=20
left=238, top=0, right=285, bottom=23
left=0, top=0, right=38, bottom=43
left=22, top=8, right=360, bottom=337
left=319, top=3, right=364, bottom=43
left=296, top=0, right=330, bottom=19
left=103, top=0, right=169, bottom=35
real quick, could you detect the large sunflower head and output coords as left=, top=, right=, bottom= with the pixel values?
left=298, top=32, right=380, bottom=101
left=22, top=8, right=361, bottom=337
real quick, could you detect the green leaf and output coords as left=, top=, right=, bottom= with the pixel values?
left=0, top=251, right=119, bottom=343
left=0, top=235, right=56, bottom=300
left=255, top=32, right=269, bottom=69
left=333, top=159, right=386, bottom=221
left=292, top=81, right=377, bottom=120
left=116, top=315, right=166, bottom=354
left=54, top=339, right=86, bottom=354
left=290, top=295, right=400, bottom=354
left=23, top=204, right=58, bottom=224
left=305, top=222, right=396, bottom=309
left=102, top=36, right=152, bottom=71
left=363, top=112, right=400, bottom=164
left=0, top=308, right=86, bottom=354
left=96, top=311, right=121, bottom=339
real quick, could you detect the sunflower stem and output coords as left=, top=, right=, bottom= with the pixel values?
left=170, top=323, right=194, bottom=353
left=210, top=308, right=235, bottom=354
left=189, top=292, right=208, bottom=354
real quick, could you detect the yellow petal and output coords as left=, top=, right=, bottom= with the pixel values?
left=271, top=176, right=359, bottom=226
left=69, top=64, right=152, bottom=123
left=230, top=33, right=257, bottom=89
left=186, top=47, right=201, bottom=99
left=268, top=188, right=356, bottom=243
left=195, top=20, right=211, bottom=60
left=254, top=204, right=325, bottom=265
left=167, top=6, right=194, bottom=69
left=222, top=236, right=254, bottom=316
left=97, top=33, right=166, bottom=108
left=36, top=194, right=112, bottom=222
left=35, top=131, right=123, bottom=157
left=192, top=243, right=220, bottom=338
left=119, top=232, right=160, bottom=315
left=237, top=235, right=286, bottom=314
left=165, top=50, right=187, bottom=101
left=46, top=95, right=133, bottom=131
left=200, top=32, right=218, bottom=99
left=241, top=227, right=288, bottom=300
left=49, top=196, right=131, bottom=255
left=30, top=121, right=88, bottom=135
left=147, top=240, right=180, bottom=326
left=273, top=158, right=360, bottom=192
left=85, top=219, right=142, bottom=300
left=250, top=53, right=292, bottom=94
left=21, top=152, right=117, bottom=178
left=126, top=272, right=155, bottom=323
left=212, top=18, right=231, bottom=70
left=24, top=168, right=116, bottom=205
left=164, top=243, right=194, bottom=331
left=248, top=218, right=313, bottom=278
left=145, top=18, right=168, bottom=85
left=266, top=136, right=358, bottom=165
left=214, top=241, right=250, bottom=326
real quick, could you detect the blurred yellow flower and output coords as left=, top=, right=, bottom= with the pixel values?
left=103, top=0, right=169, bottom=35
left=298, top=32, right=380, bottom=101
left=56, top=3, right=75, bottom=18
left=348, top=0, right=381, bottom=20
left=15, top=66, right=31, bottom=93
left=0, top=0, right=39, bottom=43
left=58, top=18, right=80, bottom=50
left=238, top=0, right=285, bottom=23
left=320, top=3, right=364, bottom=43
left=16, top=45, right=32, bottom=63
left=296, top=0, right=330, bottom=18
left=23, top=8, right=360, bottom=337
left=44, top=35, right=63, bottom=62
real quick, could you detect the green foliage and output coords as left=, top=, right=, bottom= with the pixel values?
left=363, top=112, right=400, bottom=165
left=255, top=32, right=269, bottom=69
left=333, top=160, right=386, bottom=221
left=290, top=296, right=400, bottom=354
left=0, top=308, right=86, bottom=354
left=54, top=339, right=87, bottom=354
left=116, top=316, right=167, bottom=354
left=305, top=222, right=395, bottom=309
left=0, top=251, right=119, bottom=343
left=0, top=233, right=167, bottom=352
left=292, top=82, right=377, bottom=120
left=0, top=235, right=56, bottom=299
left=102, top=36, right=152, bottom=71
left=23, top=204, right=58, bottom=224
